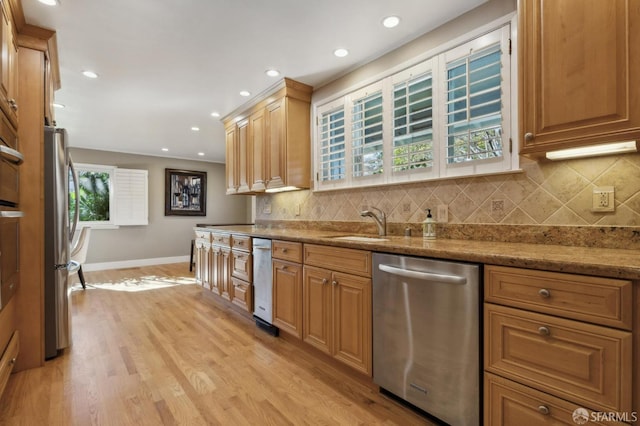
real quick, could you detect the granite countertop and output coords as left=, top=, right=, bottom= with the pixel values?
left=197, top=225, right=640, bottom=280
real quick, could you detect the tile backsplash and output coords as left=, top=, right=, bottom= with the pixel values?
left=255, top=154, right=640, bottom=227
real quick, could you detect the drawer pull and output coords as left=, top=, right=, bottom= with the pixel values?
left=322, top=278, right=328, bottom=285
left=538, top=288, right=551, bottom=298
left=537, top=405, right=550, bottom=415
left=332, top=280, right=338, bottom=286
left=538, top=326, right=550, bottom=336
left=282, top=248, right=288, bottom=253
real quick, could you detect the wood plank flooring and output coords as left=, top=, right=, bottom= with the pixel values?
left=0, top=263, right=434, bottom=425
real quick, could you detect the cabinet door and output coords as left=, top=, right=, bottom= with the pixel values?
left=302, top=266, right=332, bottom=354
left=332, top=272, right=372, bottom=376
left=210, top=246, right=221, bottom=296
left=219, top=248, right=231, bottom=301
left=272, top=259, right=302, bottom=338
left=485, top=303, right=632, bottom=413
left=249, top=108, right=266, bottom=191
left=520, top=0, right=640, bottom=154
left=230, top=277, right=253, bottom=313
left=485, top=373, right=623, bottom=426
left=265, top=97, right=285, bottom=189
left=236, top=119, right=250, bottom=193
left=0, top=3, right=17, bottom=125
left=225, top=125, right=238, bottom=194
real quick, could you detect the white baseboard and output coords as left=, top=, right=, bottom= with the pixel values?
left=83, top=255, right=190, bottom=272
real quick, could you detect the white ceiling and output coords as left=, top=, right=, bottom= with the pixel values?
left=22, top=0, right=487, bottom=163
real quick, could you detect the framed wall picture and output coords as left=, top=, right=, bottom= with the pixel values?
left=164, top=169, right=207, bottom=216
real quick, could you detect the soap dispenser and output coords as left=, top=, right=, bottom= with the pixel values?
left=423, top=209, right=436, bottom=240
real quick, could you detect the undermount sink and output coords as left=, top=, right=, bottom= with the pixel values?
left=331, top=235, right=389, bottom=242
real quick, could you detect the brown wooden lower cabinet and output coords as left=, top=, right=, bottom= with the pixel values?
left=485, top=373, right=628, bottom=425
left=272, top=259, right=303, bottom=338
left=230, top=276, right=252, bottom=312
left=0, top=330, right=18, bottom=398
left=302, top=266, right=372, bottom=376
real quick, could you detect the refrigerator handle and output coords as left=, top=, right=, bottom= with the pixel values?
left=69, top=157, right=79, bottom=241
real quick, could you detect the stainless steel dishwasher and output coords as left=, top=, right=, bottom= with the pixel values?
left=373, top=253, right=480, bottom=426
left=252, top=238, right=278, bottom=335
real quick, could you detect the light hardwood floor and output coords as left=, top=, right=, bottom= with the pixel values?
left=0, top=263, right=434, bottom=425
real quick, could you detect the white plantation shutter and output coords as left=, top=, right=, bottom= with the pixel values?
left=317, top=100, right=347, bottom=186
left=392, top=71, right=435, bottom=173
left=114, top=168, right=148, bottom=225
left=351, top=90, right=384, bottom=178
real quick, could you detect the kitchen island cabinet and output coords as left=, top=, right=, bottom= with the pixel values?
left=519, top=0, right=640, bottom=156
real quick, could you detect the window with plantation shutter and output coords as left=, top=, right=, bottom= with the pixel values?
left=352, top=90, right=384, bottom=177
left=446, top=42, right=503, bottom=164
left=312, top=19, right=516, bottom=191
left=393, top=72, right=434, bottom=173
left=318, top=101, right=347, bottom=185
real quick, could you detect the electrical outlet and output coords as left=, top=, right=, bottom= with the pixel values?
left=294, top=204, right=301, bottom=216
left=592, top=186, right=615, bottom=212
left=437, top=204, right=448, bottom=223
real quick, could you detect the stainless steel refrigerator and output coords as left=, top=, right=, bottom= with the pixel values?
left=44, top=126, right=78, bottom=359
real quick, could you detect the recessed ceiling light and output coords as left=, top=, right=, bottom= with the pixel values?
left=82, top=70, right=98, bottom=78
left=53, top=103, right=65, bottom=108
left=240, top=90, right=251, bottom=97
left=265, top=69, right=280, bottom=77
left=191, top=127, right=200, bottom=131
left=38, top=0, right=58, bottom=5
left=333, top=48, right=349, bottom=58
left=161, top=148, right=169, bottom=152
left=382, top=16, right=400, bottom=28
left=211, top=112, right=220, bottom=118
left=197, top=152, right=205, bottom=156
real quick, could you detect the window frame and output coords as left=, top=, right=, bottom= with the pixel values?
left=312, top=14, right=518, bottom=192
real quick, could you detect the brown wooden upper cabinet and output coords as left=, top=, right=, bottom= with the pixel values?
left=0, top=0, right=18, bottom=128
left=223, top=78, right=312, bottom=194
left=519, top=0, right=640, bottom=156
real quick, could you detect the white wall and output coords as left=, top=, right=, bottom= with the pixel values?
left=70, top=148, right=252, bottom=268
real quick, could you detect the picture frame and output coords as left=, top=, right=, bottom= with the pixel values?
left=164, top=169, right=207, bottom=216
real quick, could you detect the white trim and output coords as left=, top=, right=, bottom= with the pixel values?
left=83, top=256, right=189, bottom=272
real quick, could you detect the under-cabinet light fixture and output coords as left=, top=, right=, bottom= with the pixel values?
left=265, top=186, right=300, bottom=193
left=545, top=141, right=637, bottom=160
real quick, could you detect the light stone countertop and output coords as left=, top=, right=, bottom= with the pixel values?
left=197, top=225, right=640, bottom=280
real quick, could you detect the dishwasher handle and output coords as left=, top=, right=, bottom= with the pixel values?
left=378, top=263, right=467, bottom=284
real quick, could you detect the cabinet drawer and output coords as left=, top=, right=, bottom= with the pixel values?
left=485, top=265, right=632, bottom=330
left=194, top=229, right=210, bottom=240
left=0, top=330, right=18, bottom=398
left=303, top=244, right=371, bottom=277
left=211, top=232, right=230, bottom=247
left=230, top=277, right=252, bottom=313
left=272, top=240, right=302, bottom=263
left=485, top=373, right=627, bottom=425
left=231, top=234, right=251, bottom=252
left=231, top=250, right=252, bottom=282
left=485, top=304, right=632, bottom=413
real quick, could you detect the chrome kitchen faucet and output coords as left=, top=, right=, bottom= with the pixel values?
left=360, top=207, right=387, bottom=236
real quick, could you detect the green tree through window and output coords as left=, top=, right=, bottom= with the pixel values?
left=71, top=171, right=110, bottom=221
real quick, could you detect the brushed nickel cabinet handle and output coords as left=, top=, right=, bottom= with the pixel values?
left=524, top=132, right=534, bottom=141
left=538, top=288, right=550, bottom=298
left=538, top=326, right=550, bottom=336
left=537, top=405, right=550, bottom=415
left=322, top=278, right=328, bottom=285
left=332, top=280, right=337, bottom=286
